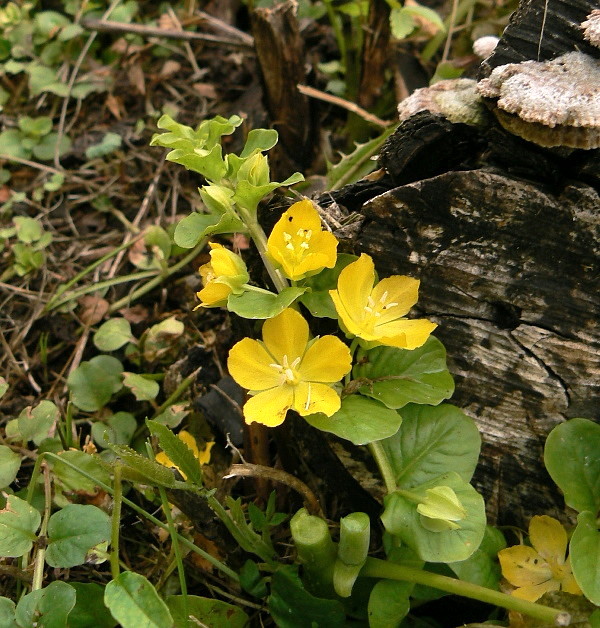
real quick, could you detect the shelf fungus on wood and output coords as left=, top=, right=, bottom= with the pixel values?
left=582, top=9, right=600, bottom=47
left=477, top=51, right=600, bottom=149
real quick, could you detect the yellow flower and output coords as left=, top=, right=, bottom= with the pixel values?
left=329, top=254, right=437, bottom=350
left=156, top=430, right=214, bottom=480
left=196, top=242, right=249, bottom=307
left=498, top=515, right=582, bottom=602
left=417, top=486, right=467, bottom=532
left=266, top=199, right=338, bottom=280
left=227, top=308, right=351, bottom=427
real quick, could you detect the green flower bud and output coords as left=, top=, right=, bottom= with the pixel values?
left=416, top=486, right=466, bottom=533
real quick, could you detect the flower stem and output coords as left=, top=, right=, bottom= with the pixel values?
left=360, top=558, right=571, bottom=626
left=368, top=440, right=397, bottom=494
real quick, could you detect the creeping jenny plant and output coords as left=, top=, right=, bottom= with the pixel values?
left=146, top=115, right=598, bottom=625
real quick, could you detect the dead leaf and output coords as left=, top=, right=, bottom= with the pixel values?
left=128, top=237, right=150, bottom=268
left=105, top=93, right=124, bottom=120
left=78, top=295, right=109, bottom=325
left=158, top=13, right=177, bottom=30
left=127, top=63, right=146, bottom=95
left=119, top=304, right=149, bottom=324
left=0, top=186, right=11, bottom=203
left=193, top=82, right=217, bottom=99
left=160, top=60, right=181, bottom=79
left=190, top=533, right=223, bottom=572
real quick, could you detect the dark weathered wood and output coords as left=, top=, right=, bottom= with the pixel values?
left=355, top=169, right=600, bottom=525
left=357, top=0, right=391, bottom=110
left=251, top=1, right=314, bottom=173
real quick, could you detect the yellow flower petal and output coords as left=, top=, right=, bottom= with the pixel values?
left=529, top=515, right=568, bottom=563
left=498, top=545, right=552, bottom=587
left=511, top=580, right=560, bottom=602
left=266, top=200, right=338, bottom=280
left=228, top=338, right=282, bottom=391
left=155, top=451, right=173, bottom=468
left=293, top=381, right=342, bottom=417
left=299, top=336, right=351, bottom=382
left=197, top=281, right=232, bottom=307
left=377, top=319, right=438, bottom=350
left=197, top=441, right=215, bottom=466
left=371, top=275, right=420, bottom=323
left=209, top=243, right=248, bottom=278
left=262, top=308, right=309, bottom=364
left=243, top=386, right=294, bottom=427
left=332, top=254, right=376, bottom=326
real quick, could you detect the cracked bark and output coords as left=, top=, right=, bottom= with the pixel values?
left=354, top=169, right=599, bottom=526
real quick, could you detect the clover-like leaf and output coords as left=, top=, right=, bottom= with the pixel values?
left=15, top=581, right=76, bottom=628
left=381, top=403, right=481, bottom=488
left=67, top=355, right=123, bottom=411
left=122, top=372, right=159, bottom=401
left=0, top=445, right=21, bottom=489
left=353, top=337, right=454, bottom=409
left=17, top=399, right=59, bottom=445
left=0, top=495, right=40, bottom=557
left=166, top=595, right=250, bottom=628
left=381, top=472, right=486, bottom=563
left=305, top=394, right=402, bottom=445
left=46, top=504, right=111, bottom=568
left=94, top=318, right=133, bottom=352
left=92, top=411, right=137, bottom=448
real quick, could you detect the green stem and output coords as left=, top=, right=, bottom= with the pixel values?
left=323, top=0, right=346, bottom=68
left=360, top=558, right=571, bottom=625
left=31, top=464, right=52, bottom=591
left=242, top=214, right=288, bottom=293
left=107, top=239, right=208, bottom=314
left=110, top=463, right=122, bottom=580
left=367, top=440, right=396, bottom=494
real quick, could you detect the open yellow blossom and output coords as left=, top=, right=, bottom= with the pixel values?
left=227, top=308, right=351, bottom=427
left=266, top=199, right=338, bottom=280
left=156, top=430, right=214, bottom=480
left=329, top=254, right=437, bottom=349
left=498, top=515, right=582, bottom=602
left=196, top=242, right=249, bottom=308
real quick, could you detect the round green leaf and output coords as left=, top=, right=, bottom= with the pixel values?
left=227, top=287, right=306, bottom=319
left=104, top=572, right=173, bottom=628
left=0, top=446, right=21, bottom=489
left=381, top=472, right=486, bottom=563
left=85, top=132, right=122, bottom=160
left=174, top=213, right=217, bottom=248
left=353, top=337, right=455, bottom=409
left=381, top=403, right=481, bottom=488
left=18, top=116, right=52, bottom=138
left=46, top=504, right=111, bottom=568
left=32, top=132, right=72, bottom=160
left=166, top=595, right=250, bottom=628
left=50, top=450, right=111, bottom=496
left=368, top=580, right=411, bottom=627
left=544, top=418, right=600, bottom=514
left=123, top=372, right=159, bottom=401
left=18, top=399, right=59, bottom=445
left=13, top=216, right=43, bottom=243
left=0, top=130, right=31, bottom=159
left=305, top=394, right=402, bottom=445
left=67, top=355, right=123, bottom=411
left=0, top=495, right=41, bottom=557
left=92, top=411, right=137, bottom=447
left=94, top=318, right=133, bottom=352
left=570, top=511, right=600, bottom=605
left=0, top=596, right=16, bottom=628
left=68, top=583, right=117, bottom=628
left=15, top=582, right=76, bottom=628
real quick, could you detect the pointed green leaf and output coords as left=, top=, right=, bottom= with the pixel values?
left=544, top=418, right=600, bottom=514
left=104, top=572, right=173, bottom=628
left=46, top=504, right=111, bottom=568
left=381, top=472, right=486, bottom=562
left=305, top=394, right=402, bottom=445
left=382, top=403, right=481, bottom=488
left=353, top=337, right=454, bottom=409
left=146, top=420, right=203, bottom=486
left=240, top=128, right=279, bottom=158
left=109, top=444, right=181, bottom=488
left=227, top=287, right=306, bottom=319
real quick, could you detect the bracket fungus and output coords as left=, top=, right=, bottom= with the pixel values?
left=477, top=51, right=600, bottom=149
left=581, top=9, right=600, bottom=48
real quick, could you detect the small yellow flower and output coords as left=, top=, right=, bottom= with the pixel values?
left=266, top=199, right=338, bottom=281
left=498, top=515, right=582, bottom=602
left=417, top=486, right=467, bottom=532
left=329, top=254, right=437, bottom=350
left=227, top=308, right=351, bottom=427
left=196, top=242, right=249, bottom=308
left=156, top=430, right=214, bottom=480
